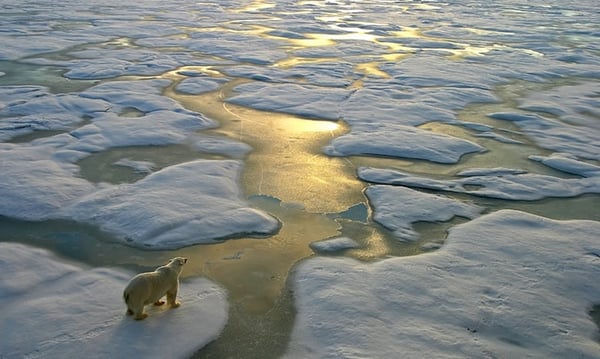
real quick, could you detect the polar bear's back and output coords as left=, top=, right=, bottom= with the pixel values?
left=124, top=268, right=175, bottom=305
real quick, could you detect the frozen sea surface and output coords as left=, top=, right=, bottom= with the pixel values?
left=1, top=0, right=599, bottom=357
left=0, top=242, right=228, bottom=359
left=287, top=210, right=600, bottom=358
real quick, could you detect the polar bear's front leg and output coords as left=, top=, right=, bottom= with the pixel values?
left=134, top=312, right=148, bottom=320
left=167, top=288, right=180, bottom=308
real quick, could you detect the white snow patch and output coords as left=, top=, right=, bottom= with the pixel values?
left=175, top=77, right=228, bottom=95
left=79, top=79, right=199, bottom=115
left=188, top=135, right=253, bottom=159
left=227, top=82, right=351, bottom=120
left=325, top=123, right=483, bottom=163
left=359, top=165, right=600, bottom=201
left=474, top=131, right=524, bottom=144
left=488, top=112, right=600, bottom=161
left=365, top=185, right=483, bottom=241
left=529, top=153, right=600, bottom=178
left=286, top=210, right=600, bottom=358
left=518, top=82, right=600, bottom=130
left=68, top=110, right=213, bottom=150
left=0, top=242, right=227, bottom=359
left=0, top=86, right=110, bottom=141
left=62, top=160, right=280, bottom=249
left=0, top=142, right=97, bottom=220
left=112, top=158, right=156, bottom=174
left=457, top=167, right=528, bottom=177
left=310, top=237, right=359, bottom=253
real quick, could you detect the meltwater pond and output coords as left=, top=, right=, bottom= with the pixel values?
left=1, top=1, right=599, bottom=358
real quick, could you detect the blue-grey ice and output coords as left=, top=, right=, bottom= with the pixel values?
left=1, top=0, right=600, bottom=357
left=287, top=210, right=600, bottom=358
left=0, top=243, right=227, bottom=359
left=310, top=237, right=360, bottom=253
left=324, top=123, right=483, bottom=163
left=358, top=165, right=600, bottom=201
left=365, top=185, right=483, bottom=241
left=63, top=160, right=281, bottom=249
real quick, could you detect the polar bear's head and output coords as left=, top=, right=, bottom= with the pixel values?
left=166, top=257, right=188, bottom=273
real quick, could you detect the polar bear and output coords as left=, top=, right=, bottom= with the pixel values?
left=123, top=257, right=188, bottom=320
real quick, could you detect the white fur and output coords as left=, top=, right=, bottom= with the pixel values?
left=123, top=257, right=188, bottom=320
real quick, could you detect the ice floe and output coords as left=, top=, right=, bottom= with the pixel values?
left=62, top=160, right=281, bottom=249
left=0, top=142, right=97, bottom=220
left=310, top=237, right=359, bottom=254
left=488, top=112, right=600, bottom=161
left=286, top=210, right=600, bottom=358
left=529, top=153, right=600, bottom=178
left=112, top=158, right=156, bottom=174
left=518, top=82, right=600, bottom=129
left=67, top=110, right=212, bottom=151
left=358, top=165, right=600, bottom=201
left=79, top=79, right=200, bottom=115
left=175, top=77, right=228, bottom=95
left=0, top=80, right=270, bottom=249
left=0, top=86, right=110, bottom=141
left=474, top=131, right=524, bottom=144
left=324, top=123, right=483, bottom=163
left=365, top=185, right=483, bottom=241
left=0, top=242, right=227, bottom=359
left=227, top=82, right=352, bottom=121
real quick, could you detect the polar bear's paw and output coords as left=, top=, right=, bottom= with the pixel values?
left=134, top=312, right=148, bottom=320
left=170, top=301, right=181, bottom=308
left=154, top=300, right=165, bottom=306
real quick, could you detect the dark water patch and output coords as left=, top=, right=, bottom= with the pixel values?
left=0, top=216, right=163, bottom=270
left=193, top=276, right=296, bottom=359
left=0, top=60, right=97, bottom=93
left=471, top=194, right=600, bottom=222
left=77, top=144, right=228, bottom=184
left=118, top=107, right=145, bottom=117
left=590, top=305, right=600, bottom=342
left=7, top=129, right=66, bottom=143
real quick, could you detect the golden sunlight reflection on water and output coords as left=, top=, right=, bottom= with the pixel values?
left=3, top=3, right=598, bottom=355
left=168, top=81, right=365, bottom=214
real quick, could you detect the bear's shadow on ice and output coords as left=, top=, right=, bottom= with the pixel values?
left=590, top=304, right=600, bottom=342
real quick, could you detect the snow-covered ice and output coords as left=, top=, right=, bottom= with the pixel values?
left=286, top=210, right=600, bottom=358
left=518, top=82, right=600, bottom=129
left=529, top=153, right=600, bottom=178
left=175, top=76, right=228, bottom=95
left=112, top=158, right=156, bottom=174
left=227, top=82, right=352, bottom=121
left=1, top=0, right=600, bottom=357
left=365, top=185, right=483, bottom=241
left=488, top=111, right=600, bottom=161
left=0, top=143, right=279, bottom=248
left=0, top=242, right=228, bottom=359
left=63, top=160, right=281, bottom=249
left=358, top=165, right=600, bottom=201
left=0, top=77, right=277, bottom=249
left=310, top=237, right=359, bottom=253
left=0, top=142, right=97, bottom=220
left=324, top=123, right=484, bottom=163
left=0, top=86, right=110, bottom=141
